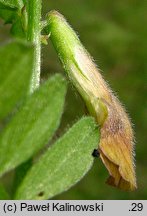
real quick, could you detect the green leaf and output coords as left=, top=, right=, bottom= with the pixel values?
left=0, top=0, right=22, bottom=23
left=0, top=183, right=9, bottom=200
left=0, top=41, right=34, bottom=121
left=15, top=117, right=99, bottom=200
left=10, top=17, right=26, bottom=38
left=0, top=1, right=26, bottom=38
left=0, top=74, right=67, bottom=177
left=12, top=159, right=32, bottom=195
left=0, top=0, right=24, bottom=9
left=0, top=3, right=17, bottom=23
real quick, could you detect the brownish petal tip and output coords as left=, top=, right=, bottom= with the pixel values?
left=99, top=97, right=137, bottom=191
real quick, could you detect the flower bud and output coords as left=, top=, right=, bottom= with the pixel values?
left=47, top=10, right=137, bottom=191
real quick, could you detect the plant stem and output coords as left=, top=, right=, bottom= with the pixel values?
left=27, top=0, right=42, bottom=93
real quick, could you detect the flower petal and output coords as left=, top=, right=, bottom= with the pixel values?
left=99, top=96, right=137, bottom=190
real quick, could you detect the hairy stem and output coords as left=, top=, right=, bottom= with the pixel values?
left=27, top=0, right=42, bottom=93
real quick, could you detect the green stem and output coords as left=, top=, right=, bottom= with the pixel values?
left=27, top=0, right=42, bottom=93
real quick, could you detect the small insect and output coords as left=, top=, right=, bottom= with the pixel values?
left=92, top=149, right=100, bottom=158
left=37, top=191, right=44, bottom=197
